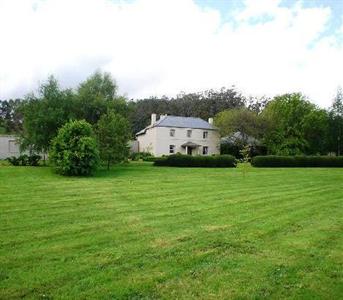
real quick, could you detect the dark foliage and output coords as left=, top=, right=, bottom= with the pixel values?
left=251, top=155, right=343, bottom=167
left=0, top=99, right=24, bottom=134
left=220, top=143, right=267, bottom=158
left=154, top=154, right=236, bottom=168
left=6, top=154, right=41, bottom=166
left=129, top=88, right=246, bottom=134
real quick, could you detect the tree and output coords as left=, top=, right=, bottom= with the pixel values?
left=261, top=93, right=329, bottom=155
left=49, top=120, right=99, bottom=176
left=332, top=86, right=343, bottom=116
left=74, top=71, right=128, bottom=125
left=302, top=108, right=330, bottom=154
left=97, top=111, right=131, bottom=170
left=214, top=108, right=263, bottom=140
left=21, top=76, right=74, bottom=154
left=328, top=87, right=343, bottom=155
left=0, top=99, right=24, bottom=133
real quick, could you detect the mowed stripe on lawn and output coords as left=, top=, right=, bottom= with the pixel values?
left=0, top=163, right=342, bottom=299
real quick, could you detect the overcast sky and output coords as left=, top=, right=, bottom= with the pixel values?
left=0, top=0, right=342, bottom=107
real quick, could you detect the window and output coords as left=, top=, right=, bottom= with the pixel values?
left=203, top=146, right=208, bottom=155
left=170, top=129, right=175, bottom=137
left=169, top=145, right=175, bottom=154
left=187, top=130, right=192, bottom=138
left=8, top=140, right=19, bottom=153
left=203, top=131, right=208, bottom=139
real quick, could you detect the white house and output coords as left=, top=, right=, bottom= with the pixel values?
left=135, top=114, right=220, bottom=157
left=0, top=135, right=21, bottom=159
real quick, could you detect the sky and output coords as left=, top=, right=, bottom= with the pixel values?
left=0, top=0, right=342, bottom=107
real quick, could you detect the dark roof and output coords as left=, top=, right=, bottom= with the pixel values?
left=155, top=116, right=216, bottom=130
left=181, top=141, right=201, bottom=148
left=136, top=115, right=217, bottom=136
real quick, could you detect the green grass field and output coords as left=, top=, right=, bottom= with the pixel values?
left=0, top=163, right=342, bottom=299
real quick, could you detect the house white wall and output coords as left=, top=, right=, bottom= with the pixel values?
left=137, top=127, right=157, bottom=154
left=0, top=135, right=21, bottom=159
left=137, top=127, right=220, bottom=157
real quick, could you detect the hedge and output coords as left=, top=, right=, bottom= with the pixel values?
left=7, top=154, right=41, bottom=166
left=154, top=154, right=236, bottom=168
left=251, top=155, right=343, bottom=167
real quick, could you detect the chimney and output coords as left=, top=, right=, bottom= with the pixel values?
left=208, top=117, right=213, bottom=125
left=151, top=113, right=156, bottom=125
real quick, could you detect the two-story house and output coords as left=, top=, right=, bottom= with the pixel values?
left=135, top=114, right=220, bottom=157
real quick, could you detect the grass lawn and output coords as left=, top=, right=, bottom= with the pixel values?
left=0, top=163, right=342, bottom=299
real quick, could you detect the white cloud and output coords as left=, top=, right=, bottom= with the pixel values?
left=0, top=0, right=342, bottom=107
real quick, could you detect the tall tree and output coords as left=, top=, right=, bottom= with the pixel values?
left=75, top=71, right=128, bottom=124
left=0, top=99, right=24, bottom=133
left=328, top=87, right=343, bottom=155
left=261, top=93, right=329, bottom=155
left=97, top=111, right=131, bottom=170
left=214, top=108, right=263, bottom=140
left=21, top=76, right=74, bottom=154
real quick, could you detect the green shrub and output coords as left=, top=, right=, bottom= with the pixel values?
left=49, top=120, right=100, bottom=176
left=220, top=143, right=267, bottom=159
left=129, top=152, right=154, bottom=161
left=142, top=156, right=157, bottom=162
left=6, top=156, right=20, bottom=166
left=154, top=154, right=236, bottom=168
left=28, top=154, right=41, bottom=166
left=18, top=154, right=29, bottom=166
left=0, top=159, right=10, bottom=166
left=251, top=155, right=343, bottom=167
left=6, top=154, right=42, bottom=166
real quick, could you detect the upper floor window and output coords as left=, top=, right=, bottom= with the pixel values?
left=203, top=131, right=208, bottom=139
left=203, top=146, right=208, bottom=155
left=187, top=130, right=192, bottom=138
left=170, top=129, right=175, bottom=137
left=169, top=145, right=175, bottom=154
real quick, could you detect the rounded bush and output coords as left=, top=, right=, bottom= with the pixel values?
left=49, top=120, right=100, bottom=176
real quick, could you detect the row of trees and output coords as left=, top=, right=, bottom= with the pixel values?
left=21, top=73, right=129, bottom=156
left=0, top=72, right=131, bottom=171
left=128, top=89, right=269, bottom=134
left=0, top=71, right=342, bottom=170
left=216, top=92, right=343, bottom=156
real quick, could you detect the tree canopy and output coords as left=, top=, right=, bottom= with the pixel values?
left=1, top=72, right=342, bottom=159
left=21, top=76, right=74, bottom=153
left=74, top=71, right=128, bottom=124
left=261, top=93, right=329, bottom=155
left=214, top=108, right=263, bottom=141
left=128, top=87, right=247, bottom=134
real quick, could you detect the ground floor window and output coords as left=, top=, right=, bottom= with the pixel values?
left=8, top=140, right=19, bottom=153
left=169, top=145, right=175, bottom=154
left=203, top=146, right=208, bottom=155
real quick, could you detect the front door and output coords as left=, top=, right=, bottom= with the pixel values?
left=187, top=147, right=192, bottom=155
